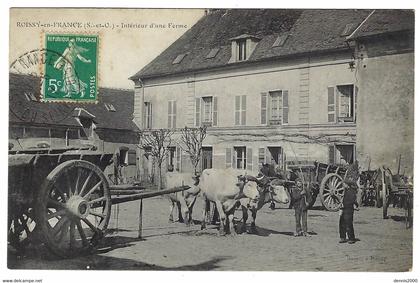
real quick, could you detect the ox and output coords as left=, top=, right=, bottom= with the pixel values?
left=166, top=172, right=200, bottom=226
left=199, top=169, right=260, bottom=235
left=239, top=176, right=290, bottom=234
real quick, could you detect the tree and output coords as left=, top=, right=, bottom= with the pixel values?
left=179, top=126, right=207, bottom=174
left=138, top=129, right=173, bottom=190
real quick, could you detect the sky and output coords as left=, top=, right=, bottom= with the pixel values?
left=9, top=8, right=205, bottom=89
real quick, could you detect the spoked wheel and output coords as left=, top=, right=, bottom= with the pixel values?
left=405, top=193, right=413, bottom=229
left=35, top=160, right=111, bottom=258
left=320, top=173, right=345, bottom=212
left=8, top=206, right=37, bottom=251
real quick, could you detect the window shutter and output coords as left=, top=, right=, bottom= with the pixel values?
left=282, top=90, right=289, bottom=124
left=354, top=86, right=358, bottom=122
left=212, top=96, right=218, bottom=126
left=173, top=101, right=177, bottom=128
left=261, top=92, right=268, bottom=125
left=328, top=145, right=335, bottom=164
left=176, top=147, right=181, bottom=172
left=246, top=147, right=253, bottom=171
left=225, top=148, right=232, bottom=168
left=148, top=103, right=153, bottom=128
left=241, top=95, right=247, bottom=125
left=195, top=98, right=201, bottom=127
left=327, top=87, right=336, bottom=122
left=143, top=103, right=147, bottom=129
left=258, top=147, right=266, bottom=166
left=235, top=96, right=241, bottom=125
left=168, top=101, right=172, bottom=128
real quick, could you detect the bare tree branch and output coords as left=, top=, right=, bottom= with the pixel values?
left=179, top=126, right=207, bottom=174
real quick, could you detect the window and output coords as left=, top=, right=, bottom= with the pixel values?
left=328, top=144, right=355, bottom=165
left=24, top=92, right=37, bottom=101
left=127, top=150, right=137, bottom=165
left=237, top=40, right=247, bottom=61
left=144, top=102, right=152, bottom=129
left=338, top=85, right=355, bottom=122
left=327, top=85, right=356, bottom=123
left=202, top=97, right=212, bottom=125
left=206, top=47, right=220, bottom=59
left=104, top=103, right=116, bottom=112
left=167, top=147, right=181, bottom=172
left=195, top=96, right=218, bottom=127
left=341, top=23, right=357, bottom=37
left=172, top=53, right=187, bottom=64
left=261, top=91, right=289, bottom=125
left=272, top=34, right=289, bottom=47
left=234, top=146, right=247, bottom=169
left=235, top=95, right=246, bottom=126
left=79, top=117, right=96, bottom=138
left=167, top=100, right=177, bottom=128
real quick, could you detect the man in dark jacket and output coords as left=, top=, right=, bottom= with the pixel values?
left=339, top=184, right=359, bottom=244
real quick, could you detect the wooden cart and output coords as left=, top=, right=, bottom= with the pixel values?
left=8, top=147, right=189, bottom=258
left=287, top=161, right=350, bottom=212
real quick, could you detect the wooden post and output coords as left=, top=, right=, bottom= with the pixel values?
left=138, top=199, right=143, bottom=239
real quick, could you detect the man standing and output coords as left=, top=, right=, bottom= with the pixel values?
left=291, top=178, right=311, bottom=237
left=339, top=161, right=360, bottom=244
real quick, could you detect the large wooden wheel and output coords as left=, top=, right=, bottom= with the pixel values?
left=35, top=160, right=111, bottom=258
left=8, top=206, right=37, bottom=250
left=382, top=168, right=390, bottom=219
left=320, top=173, right=345, bottom=212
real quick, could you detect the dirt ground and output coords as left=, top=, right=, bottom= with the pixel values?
left=8, top=196, right=412, bottom=271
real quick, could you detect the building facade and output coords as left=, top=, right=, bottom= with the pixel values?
left=9, top=73, right=141, bottom=184
left=130, top=9, right=414, bottom=177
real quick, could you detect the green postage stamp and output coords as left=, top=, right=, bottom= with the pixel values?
left=43, top=34, right=98, bottom=102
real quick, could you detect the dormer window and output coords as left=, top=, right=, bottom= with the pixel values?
left=237, top=40, right=247, bottom=61
left=229, top=34, right=260, bottom=63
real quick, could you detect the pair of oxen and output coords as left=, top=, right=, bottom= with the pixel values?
left=167, top=168, right=294, bottom=235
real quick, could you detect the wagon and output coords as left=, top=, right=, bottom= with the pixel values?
left=286, top=161, right=350, bottom=212
left=374, top=166, right=413, bottom=228
left=8, top=146, right=189, bottom=258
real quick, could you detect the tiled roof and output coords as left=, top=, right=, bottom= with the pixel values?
left=348, top=9, right=414, bottom=40
left=130, top=9, right=373, bottom=80
left=9, top=73, right=139, bottom=132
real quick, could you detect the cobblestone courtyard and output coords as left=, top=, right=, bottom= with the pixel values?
left=8, top=196, right=413, bottom=271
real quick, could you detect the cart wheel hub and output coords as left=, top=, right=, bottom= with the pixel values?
left=66, top=196, right=90, bottom=219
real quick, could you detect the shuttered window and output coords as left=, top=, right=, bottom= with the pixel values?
left=261, top=92, right=268, bottom=125
left=246, top=148, right=253, bottom=171
left=225, top=148, right=232, bottom=168
left=235, top=95, right=247, bottom=126
left=195, top=98, right=201, bottom=127
left=234, top=146, right=247, bottom=169
left=167, top=100, right=177, bottom=128
left=327, top=87, right=336, bottom=123
left=144, top=102, right=152, bottom=129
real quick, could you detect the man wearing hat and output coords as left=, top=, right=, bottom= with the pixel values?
left=339, top=161, right=360, bottom=244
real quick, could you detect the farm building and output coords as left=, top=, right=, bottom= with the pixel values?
left=9, top=73, right=141, bottom=184
left=129, top=9, right=414, bottom=179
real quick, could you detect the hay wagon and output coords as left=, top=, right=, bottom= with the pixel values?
left=8, top=146, right=189, bottom=258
